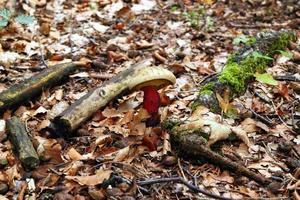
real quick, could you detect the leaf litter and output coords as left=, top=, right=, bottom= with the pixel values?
left=0, top=0, right=299, bottom=199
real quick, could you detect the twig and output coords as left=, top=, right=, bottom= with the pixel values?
left=138, top=177, right=236, bottom=200
left=249, top=107, right=273, bottom=126
left=38, top=42, right=48, bottom=68
left=177, top=159, right=188, bottom=181
left=275, top=75, right=300, bottom=83
left=270, top=100, right=292, bottom=131
left=17, top=182, right=28, bottom=200
left=103, top=175, right=150, bottom=194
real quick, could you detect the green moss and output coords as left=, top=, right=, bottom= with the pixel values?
left=161, top=120, right=180, bottom=131
left=219, top=52, right=270, bottom=94
left=199, top=82, right=215, bottom=95
left=218, top=31, right=295, bottom=95
left=266, top=31, right=295, bottom=56
left=190, top=101, right=201, bottom=111
left=199, top=83, right=215, bottom=95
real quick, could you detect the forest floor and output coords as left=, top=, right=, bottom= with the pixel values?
left=0, top=0, right=299, bottom=199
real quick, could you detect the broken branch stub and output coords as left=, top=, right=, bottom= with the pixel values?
left=171, top=129, right=272, bottom=186
left=0, top=62, right=83, bottom=113
left=52, top=61, right=176, bottom=137
left=193, top=30, right=296, bottom=112
left=6, top=117, right=39, bottom=169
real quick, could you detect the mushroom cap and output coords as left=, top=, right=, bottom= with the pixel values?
left=127, top=66, right=176, bottom=91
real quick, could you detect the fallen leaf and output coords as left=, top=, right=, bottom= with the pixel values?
left=278, top=83, right=291, bottom=100
left=66, top=169, right=112, bottom=186
left=142, top=129, right=158, bottom=151
left=216, top=90, right=231, bottom=113
left=67, top=148, right=83, bottom=161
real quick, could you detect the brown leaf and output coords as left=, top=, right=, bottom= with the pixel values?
left=142, top=128, right=159, bottom=151
left=116, top=6, right=134, bottom=21
left=216, top=90, right=231, bottom=113
left=40, top=22, right=50, bottom=36
left=107, top=51, right=128, bottom=63
left=278, top=83, right=291, bottom=100
left=65, top=169, right=112, bottom=186
left=159, top=91, right=171, bottom=106
left=197, top=66, right=215, bottom=75
left=49, top=54, right=64, bottom=61
left=66, top=148, right=83, bottom=161
left=115, top=22, right=125, bottom=30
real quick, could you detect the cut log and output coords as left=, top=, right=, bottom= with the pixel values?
left=6, top=117, right=39, bottom=169
left=192, top=30, right=296, bottom=112
left=51, top=61, right=176, bottom=137
left=0, top=62, right=83, bottom=113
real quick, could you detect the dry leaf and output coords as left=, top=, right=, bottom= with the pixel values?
left=142, top=129, right=158, bottom=151
left=216, top=90, right=230, bottom=113
left=278, top=83, right=291, bottom=100
left=67, top=147, right=83, bottom=161
left=65, top=169, right=112, bottom=186
left=113, top=146, right=130, bottom=162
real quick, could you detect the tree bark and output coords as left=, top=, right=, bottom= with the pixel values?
left=0, top=62, right=82, bottom=113
left=6, top=117, right=39, bottom=169
left=51, top=61, right=176, bottom=137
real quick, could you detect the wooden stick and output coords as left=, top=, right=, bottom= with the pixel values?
left=51, top=61, right=176, bottom=137
left=172, top=130, right=272, bottom=186
left=6, top=117, right=39, bottom=169
left=0, top=62, right=82, bottom=113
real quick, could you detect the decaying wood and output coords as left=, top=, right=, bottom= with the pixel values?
left=169, top=30, right=297, bottom=187
left=171, top=130, right=272, bottom=186
left=194, top=30, right=296, bottom=112
left=51, top=61, right=176, bottom=137
left=6, top=117, right=39, bottom=169
left=0, top=62, right=83, bottom=113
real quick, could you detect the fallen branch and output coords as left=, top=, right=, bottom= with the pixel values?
left=275, top=74, right=300, bottom=83
left=171, top=130, right=272, bottom=186
left=168, top=30, right=297, bottom=187
left=138, top=177, right=234, bottom=200
left=6, top=117, right=39, bottom=169
left=51, top=61, right=176, bottom=137
left=0, top=62, right=84, bottom=113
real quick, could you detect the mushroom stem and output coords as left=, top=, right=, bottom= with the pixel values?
left=141, top=86, right=161, bottom=127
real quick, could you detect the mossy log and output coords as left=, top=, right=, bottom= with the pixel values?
left=192, top=30, right=296, bottom=112
left=51, top=61, right=176, bottom=137
left=168, top=30, right=297, bottom=187
left=0, top=62, right=82, bottom=113
left=6, top=117, right=39, bottom=169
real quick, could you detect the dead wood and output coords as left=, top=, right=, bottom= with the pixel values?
left=193, top=30, right=296, bottom=112
left=6, top=117, right=39, bottom=169
left=171, top=130, right=272, bottom=186
left=0, top=62, right=82, bottom=113
left=51, top=61, right=176, bottom=137
left=168, top=30, right=297, bottom=187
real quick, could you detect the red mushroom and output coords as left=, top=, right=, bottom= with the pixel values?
left=141, top=86, right=161, bottom=126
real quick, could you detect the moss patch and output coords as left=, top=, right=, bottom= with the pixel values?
left=194, top=30, right=295, bottom=112
left=265, top=31, right=296, bottom=56
left=219, top=53, right=269, bottom=94
left=199, top=82, right=215, bottom=95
